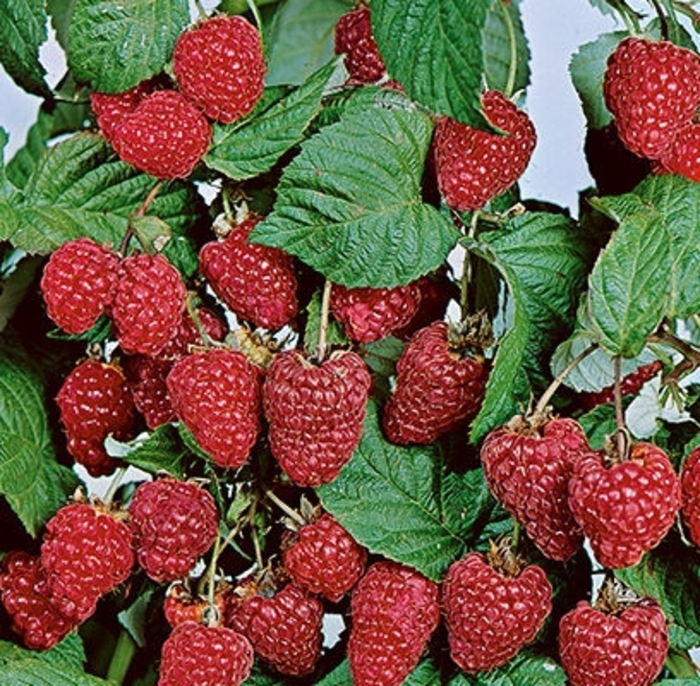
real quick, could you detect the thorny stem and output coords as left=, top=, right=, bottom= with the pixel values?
left=103, top=466, right=128, bottom=505
left=120, top=181, right=163, bottom=256
left=317, top=280, right=333, bottom=363
left=265, top=488, right=306, bottom=526
left=106, top=628, right=137, bottom=686
left=499, top=0, right=518, bottom=99
left=613, top=356, right=630, bottom=461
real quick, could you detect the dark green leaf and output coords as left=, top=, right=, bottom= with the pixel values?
left=449, top=650, right=567, bottom=685
left=0, top=256, right=44, bottom=334
left=371, top=0, right=490, bottom=126
left=656, top=681, right=700, bottom=685
left=120, top=424, right=189, bottom=477
left=669, top=624, right=700, bottom=651
left=6, top=110, right=57, bottom=190
left=250, top=103, right=459, bottom=287
left=0, top=0, right=50, bottom=97
left=130, top=215, right=172, bottom=254
left=47, top=0, right=77, bottom=52
left=578, top=402, right=617, bottom=450
left=67, top=0, right=190, bottom=93
left=404, top=658, right=442, bottom=685
left=118, top=589, right=156, bottom=648
left=315, top=660, right=352, bottom=686
left=304, top=288, right=348, bottom=353
left=205, top=61, right=337, bottom=181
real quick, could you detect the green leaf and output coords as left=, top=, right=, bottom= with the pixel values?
left=0, top=0, right=50, bottom=97
left=0, top=344, right=80, bottom=536
left=6, top=109, right=55, bottom=190
left=315, top=660, right=352, bottom=686
left=450, top=650, right=567, bottom=685
left=404, top=659, right=442, bottom=685
left=47, top=0, right=77, bottom=52
left=586, top=212, right=671, bottom=357
left=205, top=61, right=337, bottom=181
left=264, top=0, right=352, bottom=86
left=578, top=402, right=618, bottom=450
left=67, top=0, right=190, bottom=93
left=303, top=288, right=348, bottom=353
left=250, top=102, right=459, bottom=287
left=117, top=424, right=189, bottom=478
left=118, top=588, right=156, bottom=648
left=371, top=0, right=490, bottom=126
left=317, top=401, right=500, bottom=581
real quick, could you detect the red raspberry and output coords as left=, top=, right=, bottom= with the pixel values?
left=111, top=90, right=211, bottom=179
left=282, top=512, right=367, bottom=602
left=40, top=502, right=135, bottom=621
left=158, top=307, right=228, bottom=361
left=129, top=477, right=219, bottom=583
left=433, top=90, right=537, bottom=211
left=480, top=416, right=589, bottom=561
left=227, top=582, right=324, bottom=677
left=568, top=442, right=681, bottom=568
left=334, top=6, right=387, bottom=84
left=112, top=253, right=187, bottom=356
left=330, top=281, right=422, bottom=343
left=40, top=238, right=119, bottom=335
left=166, top=349, right=262, bottom=468
left=442, top=549, right=552, bottom=673
left=580, top=360, right=664, bottom=410
left=656, top=122, right=700, bottom=181
left=262, top=349, right=372, bottom=486
left=199, top=216, right=299, bottom=331
left=559, top=599, right=669, bottom=686
left=158, top=621, right=254, bottom=686
left=382, top=320, right=489, bottom=445
left=90, top=79, right=155, bottom=142
left=681, top=446, right=700, bottom=546
left=348, top=560, right=440, bottom=686
left=173, top=15, right=266, bottom=124
left=0, top=552, right=79, bottom=650
left=56, top=358, right=136, bottom=477
left=604, top=37, right=700, bottom=159
left=163, top=580, right=228, bottom=629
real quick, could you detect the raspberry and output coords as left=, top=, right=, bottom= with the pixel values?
left=90, top=79, right=156, bottom=143
left=173, top=15, right=266, bottom=124
left=112, top=253, right=187, bottom=356
left=56, top=358, right=136, bottom=477
left=579, top=360, right=664, bottom=410
left=40, top=238, right=119, bottom=335
left=433, top=90, right=537, bottom=211
left=0, top=552, right=79, bottom=650
left=559, top=599, right=669, bottom=686
left=111, top=90, right=211, bottom=179
left=382, top=320, right=489, bottom=445
left=166, top=349, right=262, bottom=468
left=442, top=549, right=553, bottom=674
left=282, top=512, right=367, bottom=602
left=158, top=621, right=254, bottom=686
left=568, top=442, right=682, bottom=568
left=657, top=122, right=700, bottom=181
left=330, top=281, right=422, bottom=343
left=480, top=416, right=589, bottom=561
left=603, top=37, right=700, bottom=159
left=40, top=502, right=135, bottom=621
left=159, top=307, right=228, bottom=361
left=348, top=560, right=440, bottom=686
left=227, top=582, right=324, bottom=677
left=334, top=6, right=387, bottom=84
left=262, top=349, right=372, bottom=486
left=129, top=477, right=219, bottom=583
left=199, top=216, right=299, bottom=331
left=681, top=446, right=700, bottom=547
left=163, top=580, right=228, bottom=629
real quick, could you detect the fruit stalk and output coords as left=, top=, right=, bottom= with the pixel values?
left=106, top=629, right=137, bottom=686
left=612, top=355, right=629, bottom=461
left=499, top=0, right=518, bottom=99
left=316, top=280, right=333, bottom=363
left=265, top=489, right=307, bottom=526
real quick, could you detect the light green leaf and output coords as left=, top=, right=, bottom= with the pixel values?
left=6, top=110, right=55, bottom=191
left=119, top=424, right=189, bottom=477
left=250, top=102, right=459, bottom=287
left=67, top=0, right=190, bottom=93
left=205, top=61, right=337, bottom=181
left=450, top=650, right=567, bottom=685
left=0, top=0, right=50, bottom=97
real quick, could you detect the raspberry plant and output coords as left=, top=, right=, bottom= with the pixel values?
left=0, top=0, right=699, bottom=684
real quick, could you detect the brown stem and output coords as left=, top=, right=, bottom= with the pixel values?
left=120, top=181, right=163, bottom=256
left=264, top=489, right=306, bottom=526
left=649, top=329, right=700, bottom=387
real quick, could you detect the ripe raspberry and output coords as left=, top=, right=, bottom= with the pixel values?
left=199, top=216, right=299, bottom=331
left=158, top=621, right=254, bottom=686
left=166, top=349, right=262, bottom=468
left=173, top=15, right=266, bottom=124
left=111, top=90, right=211, bottom=179
left=56, top=358, right=136, bottom=477
left=330, top=281, right=422, bottom=343
left=604, top=37, right=700, bottom=159
left=656, top=122, right=700, bottom=181
left=580, top=360, right=664, bottom=410
left=334, top=6, right=387, bottom=84
left=90, top=79, right=156, bottom=143
left=262, top=349, right=372, bottom=486
left=681, top=446, right=700, bottom=547
left=480, top=416, right=589, bottom=561
left=348, top=560, right=440, bottom=686
left=40, top=238, right=119, bottom=335
left=282, top=512, right=367, bottom=602
left=40, top=502, right=135, bottom=621
left=559, top=599, right=669, bottom=686
left=382, top=320, right=489, bottom=445
left=227, top=582, right=324, bottom=677
left=129, top=477, right=219, bottom=583
left=112, top=253, right=187, bottom=356
left=433, top=91, right=537, bottom=211
left=0, top=552, right=79, bottom=650
left=442, top=549, right=552, bottom=673
left=163, top=580, right=228, bottom=629
left=159, top=307, right=228, bottom=361
left=568, top=442, right=681, bottom=568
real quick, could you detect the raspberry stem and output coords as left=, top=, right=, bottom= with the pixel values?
left=106, top=629, right=137, bottom=686
left=246, top=0, right=264, bottom=39
left=498, top=0, right=518, bottom=99
left=316, top=280, right=333, bottom=363
left=612, top=355, right=630, bottom=461
left=103, top=466, right=128, bottom=505
left=121, top=181, right=163, bottom=256
left=265, top=488, right=307, bottom=526
left=665, top=647, right=700, bottom=678
left=192, top=0, right=208, bottom=20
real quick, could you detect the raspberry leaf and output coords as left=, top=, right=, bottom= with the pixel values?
left=250, top=102, right=459, bottom=287
left=112, top=424, right=189, bottom=478
left=448, top=650, right=567, bottom=684
left=67, top=0, right=189, bottom=93
left=205, top=61, right=337, bottom=181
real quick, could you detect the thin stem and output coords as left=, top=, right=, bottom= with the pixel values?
left=246, top=0, right=264, bottom=36
left=649, top=328, right=700, bottom=387
left=106, top=629, right=137, bottom=686
left=265, top=489, right=306, bottom=526
left=665, top=647, right=699, bottom=678
left=192, top=0, right=208, bottom=20
left=499, top=0, right=518, bottom=99
left=103, top=466, right=128, bottom=505
left=510, top=519, right=522, bottom=553
left=316, top=280, right=333, bottom=363
left=120, top=181, right=163, bottom=257
left=649, top=0, right=670, bottom=38
left=251, top=520, right=264, bottom=571
left=613, top=356, right=629, bottom=461
left=459, top=212, right=480, bottom=322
